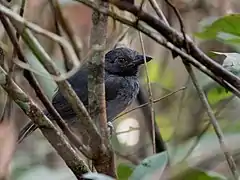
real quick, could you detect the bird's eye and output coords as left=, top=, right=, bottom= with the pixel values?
left=118, top=58, right=125, bottom=64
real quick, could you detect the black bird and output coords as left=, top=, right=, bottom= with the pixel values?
left=18, top=47, right=152, bottom=142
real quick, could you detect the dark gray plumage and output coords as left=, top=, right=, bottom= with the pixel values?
left=18, top=47, right=152, bottom=142
left=52, top=47, right=152, bottom=122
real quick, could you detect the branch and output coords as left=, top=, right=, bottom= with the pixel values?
left=49, top=0, right=82, bottom=60
left=73, top=0, right=240, bottom=95
left=109, top=0, right=240, bottom=89
left=114, top=87, right=185, bottom=120
left=185, top=63, right=239, bottom=179
left=138, top=32, right=156, bottom=153
left=49, top=0, right=73, bottom=71
left=2, top=12, right=103, bottom=157
left=88, top=0, right=116, bottom=177
left=165, top=1, right=239, bottom=178
left=0, top=3, right=80, bottom=81
left=0, top=13, right=90, bottom=156
left=0, top=65, right=90, bottom=179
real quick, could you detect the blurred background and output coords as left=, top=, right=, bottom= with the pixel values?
left=1, top=0, right=240, bottom=179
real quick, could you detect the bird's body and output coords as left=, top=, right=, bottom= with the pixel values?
left=52, top=69, right=139, bottom=122
left=18, top=47, right=152, bottom=142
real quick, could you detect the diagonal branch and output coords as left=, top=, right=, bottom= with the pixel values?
left=73, top=0, right=240, bottom=93
left=2, top=13, right=103, bottom=157
left=0, top=13, right=92, bottom=157
left=0, top=3, right=80, bottom=81
left=164, top=1, right=239, bottom=178
left=0, top=65, right=90, bottom=179
left=108, top=0, right=240, bottom=89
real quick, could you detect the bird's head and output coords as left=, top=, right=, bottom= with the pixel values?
left=105, top=47, right=152, bottom=76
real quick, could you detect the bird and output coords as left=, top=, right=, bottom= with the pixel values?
left=18, top=47, right=152, bottom=142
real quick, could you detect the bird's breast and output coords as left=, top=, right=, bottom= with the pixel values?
left=121, top=77, right=140, bottom=104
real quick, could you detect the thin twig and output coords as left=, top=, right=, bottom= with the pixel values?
left=1, top=0, right=27, bottom=124
left=49, top=0, right=82, bottom=60
left=83, top=0, right=240, bottom=90
left=0, top=13, right=91, bottom=157
left=136, top=87, right=166, bottom=153
left=114, top=87, right=185, bottom=120
left=0, top=4, right=80, bottom=81
left=165, top=1, right=239, bottom=178
left=186, top=64, right=239, bottom=179
left=73, top=0, right=240, bottom=98
left=9, top=19, right=103, bottom=156
left=115, top=126, right=139, bottom=135
left=49, top=0, right=72, bottom=71
left=181, top=96, right=235, bottom=161
left=138, top=32, right=156, bottom=153
left=148, top=0, right=169, bottom=25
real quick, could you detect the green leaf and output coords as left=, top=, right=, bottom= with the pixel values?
left=196, top=14, right=240, bottom=40
left=207, top=86, right=232, bottom=105
left=129, top=151, right=168, bottom=180
left=117, top=163, right=134, bottom=180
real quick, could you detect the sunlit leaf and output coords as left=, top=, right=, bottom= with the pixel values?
left=156, top=115, right=173, bottom=141
left=117, top=163, right=134, bottom=180
left=207, top=86, right=232, bottom=105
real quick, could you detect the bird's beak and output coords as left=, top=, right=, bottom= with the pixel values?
left=134, top=55, right=153, bottom=66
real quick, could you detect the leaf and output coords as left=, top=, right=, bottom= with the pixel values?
left=214, top=52, right=240, bottom=76
left=117, top=163, right=134, bottom=180
left=129, top=151, right=168, bottom=180
left=82, top=172, right=115, bottom=180
left=207, top=86, right=232, bottom=105
left=25, top=51, right=57, bottom=99
left=203, top=51, right=240, bottom=104
left=196, top=14, right=240, bottom=40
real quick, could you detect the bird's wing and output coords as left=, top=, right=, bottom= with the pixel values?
left=105, top=74, right=123, bottom=101
left=52, top=68, right=88, bottom=119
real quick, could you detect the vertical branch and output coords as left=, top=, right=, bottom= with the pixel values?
left=88, top=0, right=108, bottom=139
left=138, top=32, right=156, bottom=154
left=88, top=0, right=116, bottom=177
